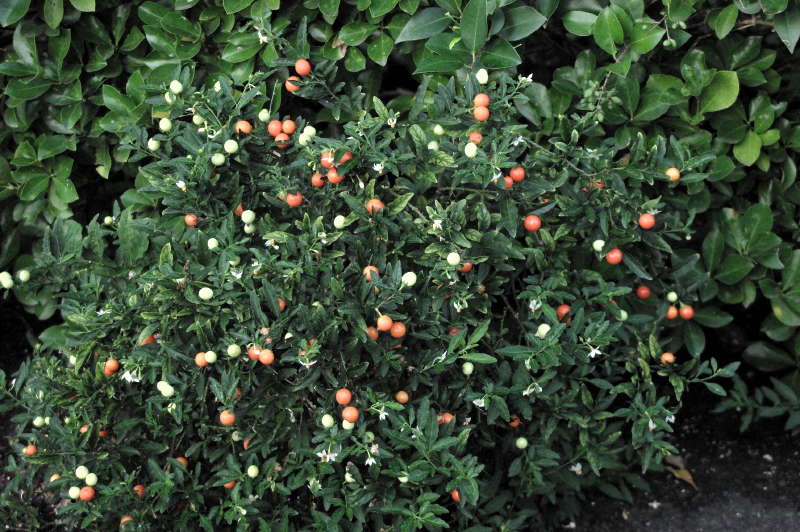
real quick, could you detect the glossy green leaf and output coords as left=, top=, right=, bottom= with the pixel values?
left=339, top=22, right=377, bottom=46
left=592, top=7, right=623, bottom=56
left=396, top=7, right=449, bottom=42
left=367, top=33, right=394, bottom=66
left=562, top=11, right=596, bottom=36
left=499, top=6, right=546, bottom=41
left=461, top=0, right=488, bottom=53
left=715, top=254, right=754, bottom=285
left=0, top=0, right=30, bottom=27
left=774, top=4, right=800, bottom=53
left=733, top=131, right=762, bottom=166
left=68, top=0, right=95, bottom=12
left=43, top=0, right=64, bottom=29
left=223, top=0, right=255, bottom=14
left=710, top=4, right=738, bottom=39
left=481, top=38, right=521, bottom=68
left=699, top=71, right=739, bottom=113
left=629, top=22, right=664, bottom=54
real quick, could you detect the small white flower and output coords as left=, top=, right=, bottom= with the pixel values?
left=96, top=309, right=106, bottom=316
left=372, top=163, right=384, bottom=173
left=370, top=444, right=379, bottom=454
left=520, top=73, right=534, bottom=83
left=387, top=117, right=397, bottom=128
left=316, top=450, right=336, bottom=463
left=121, top=371, right=141, bottom=383
left=128, top=271, right=135, bottom=279
left=588, top=346, right=601, bottom=359
left=230, top=270, right=243, bottom=280
left=432, top=219, right=443, bottom=231
left=648, top=419, right=656, bottom=431
left=472, top=398, right=485, bottom=408
left=176, top=180, right=187, bottom=191
left=512, top=136, right=525, bottom=147
left=648, top=501, right=661, bottom=509
left=365, top=456, right=376, bottom=466
left=307, top=478, right=321, bottom=491
left=453, top=301, right=465, bottom=312
left=529, top=299, right=541, bottom=312
left=264, top=239, right=278, bottom=250
left=256, top=28, right=269, bottom=44
left=564, top=521, right=577, bottom=529
left=378, top=410, right=388, bottom=421
left=569, top=463, right=583, bottom=475
left=358, top=178, right=365, bottom=190
left=666, top=415, right=676, bottom=424
left=522, top=382, right=542, bottom=396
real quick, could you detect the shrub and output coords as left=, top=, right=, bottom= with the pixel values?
left=0, top=66, right=740, bottom=529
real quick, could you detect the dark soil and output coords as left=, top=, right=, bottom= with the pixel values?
left=579, top=389, right=800, bottom=532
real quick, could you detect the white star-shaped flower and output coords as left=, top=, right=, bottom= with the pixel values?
left=372, top=163, right=384, bottom=173
left=588, top=346, right=601, bottom=359
left=529, top=299, right=541, bottom=312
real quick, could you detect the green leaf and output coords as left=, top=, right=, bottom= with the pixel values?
left=118, top=209, right=149, bottom=263
left=704, top=382, right=727, bottom=396
left=592, top=7, right=623, bottom=56
left=699, top=71, right=739, bottom=113
left=339, top=22, right=377, bottom=46
left=69, top=0, right=95, bottom=12
left=102, top=85, right=136, bottom=115
left=51, top=176, right=78, bottom=203
left=344, top=47, right=366, bottom=72
left=622, top=254, right=652, bottom=280
left=481, top=38, right=521, bottom=68
left=733, top=131, right=762, bottom=166
left=18, top=171, right=50, bottom=201
left=43, top=0, right=64, bottom=29
left=462, top=353, right=497, bottom=363
left=461, top=0, right=488, bottom=53
left=702, top=229, right=724, bottom=271
left=499, top=6, right=546, bottom=41
left=715, top=254, right=754, bottom=285
left=388, top=193, right=414, bottom=214
left=367, top=33, right=394, bottom=65
left=562, top=11, right=596, bottom=37
left=0, top=0, right=30, bottom=27
left=693, top=307, right=733, bottom=328
left=774, top=4, right=800, bottom=53
left=395, top=8, right=449, bottom=43
left=223, top=0, right=255, bottom=14
left=772, top=296, right=800, bottom=327
left=683, top=322, right=705, bottom=356
left=414, top=55, right=464, bottom=74
left=36, top=135, right=74, bottom=160
left=743, top=341, right=795, bottom=371
left=160, top=12, right=201, bottom=40
left=221, top=33, right=262, bottom=63
left=742, top=203, right=773, bottom=247
left=711, top=4, right=738, bottom=39
left=370, top=0, right=399, bottom=18
left=629, top=22, right=664, bottom=54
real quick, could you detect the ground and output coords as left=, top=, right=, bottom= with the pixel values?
left=581, top=390, right=800, bottom=532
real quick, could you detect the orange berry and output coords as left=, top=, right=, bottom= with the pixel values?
left=274, top=132, right=290, bottom=149
left=285, top=76, right=301, bottom=92
left=665, top=167, right=681, bottom=182
left=338, top=151, right=353, bottom=165
left=247, top=345, right=262, bottom=360
left=219, top=410, right=236, bottom=426
left=509, top=415, right=522, bottom=428
left=234, top=120, right=253, bottom=134
left=23, top=444, right=37, bottom=456
left=80, top=424, right=90, bottom=434
left=258, top=349, right=275, bottom=366
left=395, top=390, right=409, bottom=404
left=103, top=358, right=119, bottom=376
left=365, top=198, right=385, bottom=215
left=503, top=176, right=514, bottom=189
left=458, top=262, right=473, bottom=273
left=267, top=120, right=282, bottom=137
left=278, top=298, right=286, bottom=312
left=556, top=304, right=571, bottom=320
left=140, top=334, right=156, bottom=345
left=510, top=166, right=526, bottom=182
left=175, top=457, right=188, bottom=468
left=605, top=248, right=623, bottom=265
left=363, top=265, right=379, bottom=281
left=390, top=322, right=407, bottom=338
left=311, top=172, right=325, bottom=187
left=679, top=305, right=695, bottom=320
left=636, top=285, right=651, bottom=299
left=666, top=305, right=679, bottom=319
left=523, top=215, right=541, bottom=232
left=660, top=352, right=676, bottom=364
left=473, top=106, right=490, bottom=121
left=335, top=388, right=352, bottom=405
left=638, top=213, right=656, bottom=230
left=120, top=516, right=135, bottom=527
left=79, top=486, right=95, bottom=501
left=320, top=152, right=335, bottom=169
left=194, top=352, right=208, bottom=367
left=450, top=489, right=461, bottom=502
left=223, top=480, right=237, bottom=489
left=184, top=214, right=198, bottom=227
left=286, top=192, right=303, bottom=207
left=294, top=58, right=311, bottom=76
left=282, top=120, right=297, bottom=135
left=366, top=327, right=379, bottom=341
left=473, top=93, right=490, bottom=107
left=437, top=412, right=454, bottom=424
left=133, top=484, right=146, bottom=497
left=234, top=203, right=244, bottom=217
left=468, top=131, right=483, bottom=145
left=341, top=406, right=359, bottom=423
left=376, top=315, right=393, bottom=331
left=327, top=168, right=344, bottom=184
left=243, top=438, right=251, bottom=450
